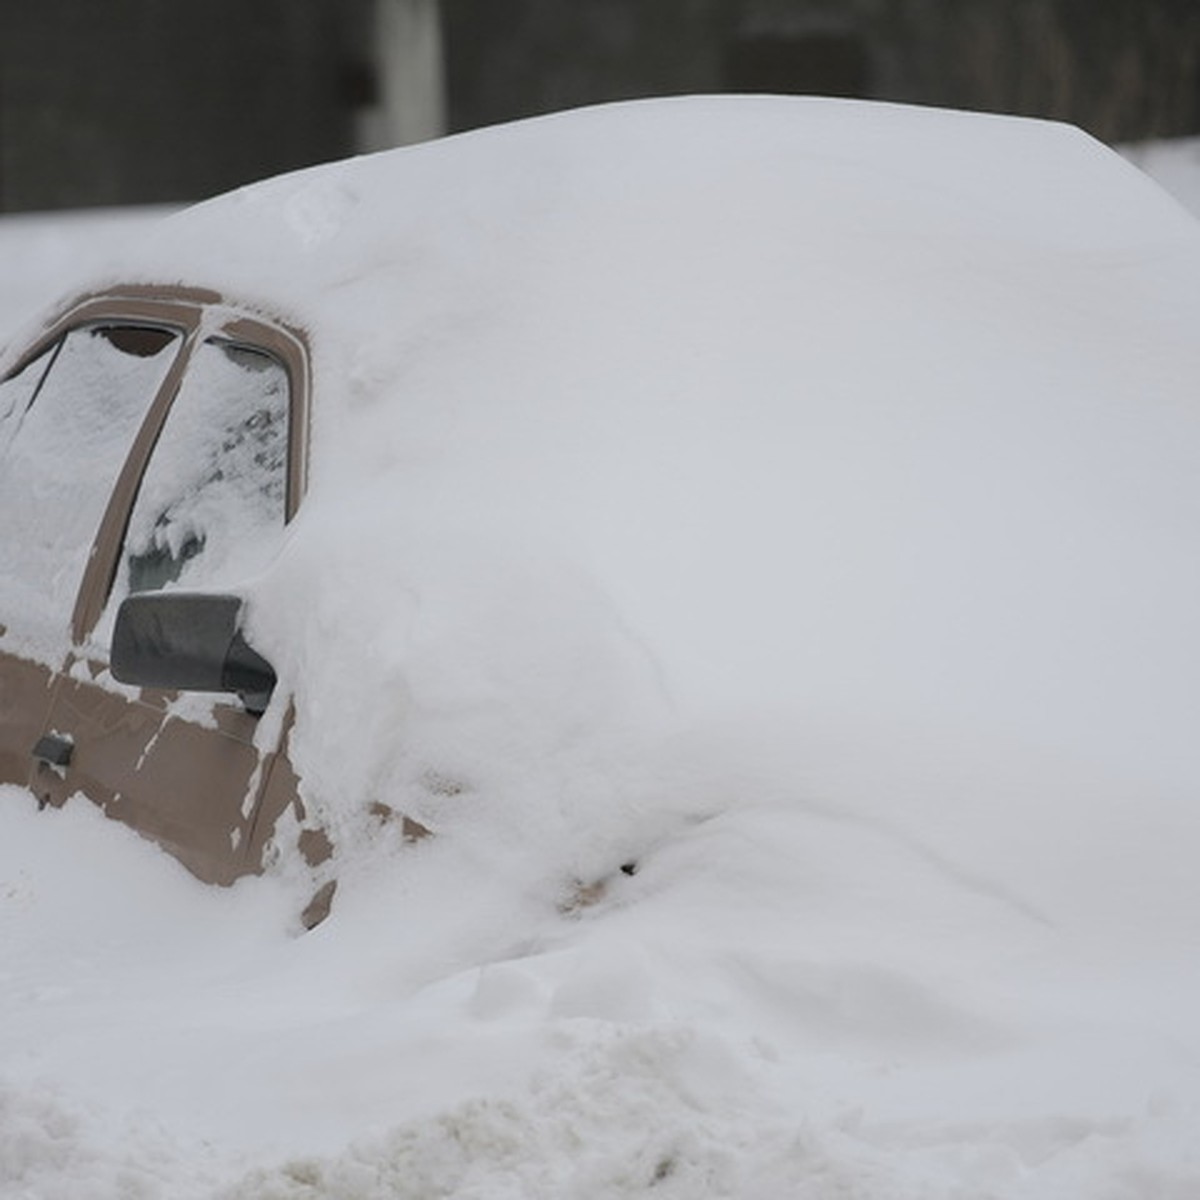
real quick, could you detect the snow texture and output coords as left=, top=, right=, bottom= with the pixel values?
left=3, top=97, right=1200, bottom=1196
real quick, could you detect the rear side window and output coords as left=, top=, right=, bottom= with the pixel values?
left=110, top=337, right=291, bottom=603
left=0, top=324, right=181, bottom=654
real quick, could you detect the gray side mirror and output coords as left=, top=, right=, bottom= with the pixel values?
left=111, top=592, right=276, bottom=714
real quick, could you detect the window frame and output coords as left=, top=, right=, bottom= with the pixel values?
left=4, top=285, right=312, bottom=646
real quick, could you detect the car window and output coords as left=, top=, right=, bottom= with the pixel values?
left=108, top=337, right=290, bottom=607
left=0, top=345, right=56, bottom=458
left=0, top=324, right=182, bottom=655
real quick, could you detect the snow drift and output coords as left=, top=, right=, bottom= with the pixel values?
left=4, top=96, right=1200, bottom=1196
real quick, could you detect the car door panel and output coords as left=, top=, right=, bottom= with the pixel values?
left=1, top=310, right=186, bottom=795
left=3, top=288, right=313, bottom=885
left=0, top=651, right=56, bottom=790
left=32, top=666, right=268, bottom=884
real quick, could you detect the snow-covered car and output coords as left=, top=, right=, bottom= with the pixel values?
left=2, top=96, right=1199, bottom=930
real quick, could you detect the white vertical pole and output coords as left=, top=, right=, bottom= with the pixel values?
left=360, top=0, right=446, bottom=151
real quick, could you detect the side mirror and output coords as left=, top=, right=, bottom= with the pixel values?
left=111, top=592, right=276, bottom=714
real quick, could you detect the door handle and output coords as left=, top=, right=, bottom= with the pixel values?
left=32, top=733, right=73, bottom=768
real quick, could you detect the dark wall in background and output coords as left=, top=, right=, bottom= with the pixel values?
left=443, top=0, right=1200, bottom=145
left=0, top=0, right=372, bottom=211
left=441, top=0, right=727, bottom=131
left=3, top=0, right=1200, bottom=212
left=879, top=0, right=1200, bottom=142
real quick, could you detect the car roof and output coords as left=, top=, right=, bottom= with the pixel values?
left=14, top=97, right=1200, bottom=812
left=35, top=96, right=1190, bottom=372
left=63, top=95, right=1195, bottom=459
left=17, top=95, right=1200, bottom=429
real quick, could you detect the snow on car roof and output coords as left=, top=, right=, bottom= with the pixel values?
left=61, top=94, right=1197, bottom=874
left=119, top=93, right=1198, bottom=315
left=13, top=93, right=1200, bottom=851
left=160, top=98, right=1197, bottom=799
left=6, top=96, right=1200, bottom=1195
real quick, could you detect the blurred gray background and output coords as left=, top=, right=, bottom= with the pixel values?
left=2, top=0, right=1199, bottom=212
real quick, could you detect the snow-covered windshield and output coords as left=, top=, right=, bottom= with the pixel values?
left=0, top=323, right=180, bottom=658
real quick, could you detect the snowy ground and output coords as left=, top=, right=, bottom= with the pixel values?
left=2, top=113, right=1200, bottom=1199
left=5, top=773, right=1199, bottom=1199
left=1120, top=135, right=1200, bottom=221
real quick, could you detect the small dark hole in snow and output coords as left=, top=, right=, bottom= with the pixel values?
left=651, top=1156, right=676, bottom=1183
left=620, top=861, right=638, bottom=876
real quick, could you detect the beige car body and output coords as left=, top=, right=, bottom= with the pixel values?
left=0, top=285, right=342, bottom=923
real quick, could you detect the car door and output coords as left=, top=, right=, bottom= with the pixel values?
left=0, top=304, right=187, bottom=797
left=0, top=288, right=311, bottom=885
